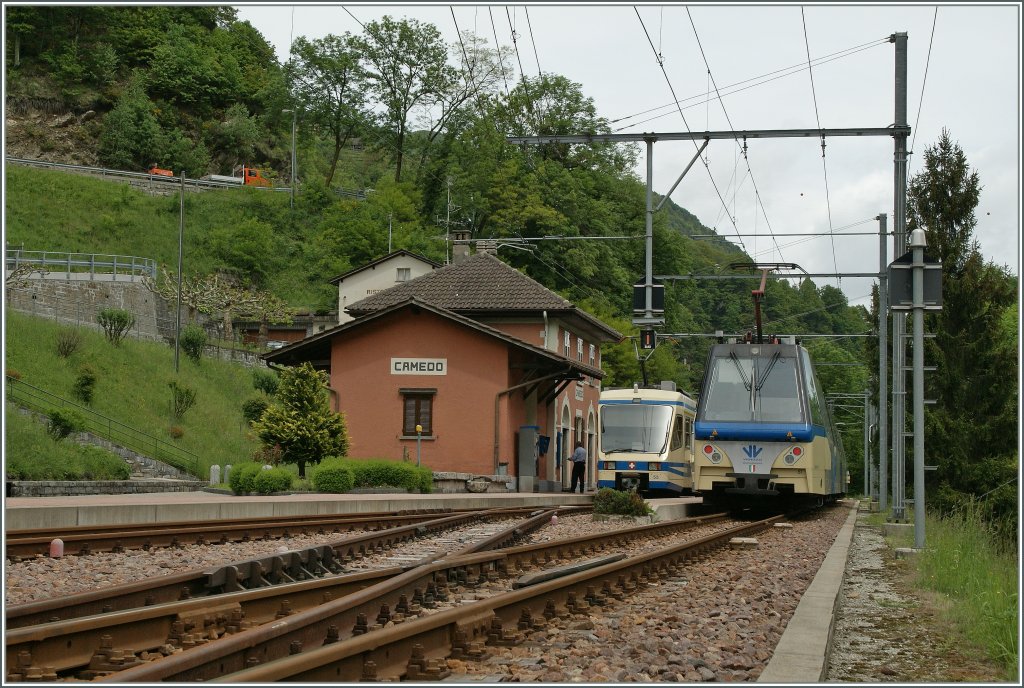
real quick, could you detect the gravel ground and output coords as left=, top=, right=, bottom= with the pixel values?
left=447, top=504, right=852, bottom=682
left=826, top=512, right=1007, bottom=682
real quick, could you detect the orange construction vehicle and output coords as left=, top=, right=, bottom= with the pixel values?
left=148, top=166, right=175, bottom=177
left=201, top=165, right=272, bottom=187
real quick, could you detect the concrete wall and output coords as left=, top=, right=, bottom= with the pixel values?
left=7, top=480, right=206, bottom=497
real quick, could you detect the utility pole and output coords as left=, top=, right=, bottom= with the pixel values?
left=174, top=170, right=185, bottom=373
left=388, top=213, right=393, bottom=253
left=910, top=227, right=927, bottom=548
left=878, top=213, right=889, bottom=512
left=283, top=109, right=297, bottom=209
left=891, top=32, right=909, bottom=523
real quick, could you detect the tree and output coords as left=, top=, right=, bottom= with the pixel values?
left=98, top=73, right=162, bottom=170
left=252, top=363, right=349, bottom=478
left=354, top=16, right=451, bottom=182
left=906, top=130, right=1017, bottom=522
left=287, top=33, right=369, bottom=187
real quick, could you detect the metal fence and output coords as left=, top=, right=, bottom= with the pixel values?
left=6, top=248, right=157, bottom=280
left=6, top=376, right=200, bottom=477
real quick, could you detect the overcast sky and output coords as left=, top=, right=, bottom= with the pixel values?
left=234, top=2, right=1021, bottom=308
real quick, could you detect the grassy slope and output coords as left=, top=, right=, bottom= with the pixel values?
left=5, top=311, right=261, bottom=478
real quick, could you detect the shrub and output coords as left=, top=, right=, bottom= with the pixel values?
left=252, top=467, right=294, bottom=495
left=168, top=380, right=196, bottom=419
left=55, top=328, right=83, bottom=358
left=180, top=324, right=207, bottom=364
left=316, top=458, right=433, bottom=494
left=229, top=462, right=262, bottom=495
left=168, top=425, right=184, bottom=439
left=250, top=443, right=284, bottom=466
left=311, top=459, right=355, bottom=494
left=252, top=368, right=279, bottom=396
left=96, top=308, right=135, bottom=345
left=241, top=397, right=269, bottom=425
left=593, top=488, right=653, bottom=517
left=72, top=365, right=97, bottom=404
left=47, top=408, right=85, bottom=441
left=6, top=368, right=22, bottom=381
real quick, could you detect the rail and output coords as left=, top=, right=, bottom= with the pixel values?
left=5, top=248, right=156, bottom=280
left=5, top=376, right=200, bottom=478
left=5, top=157, right=368, bottom=198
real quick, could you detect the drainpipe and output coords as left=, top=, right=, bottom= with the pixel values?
left=494, top=368, right=572, bottom=473
left=542, top=310, right=549, bottom=350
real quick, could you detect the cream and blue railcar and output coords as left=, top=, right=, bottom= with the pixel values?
left=693, top=342, right=846, bottom=505
left=596, top=384, right=697, bottom=496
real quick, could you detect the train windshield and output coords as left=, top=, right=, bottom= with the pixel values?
left=701, top=351, right=803, bottom=423
left=600, top=404, right=674, bottom=454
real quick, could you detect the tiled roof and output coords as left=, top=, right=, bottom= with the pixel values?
left=346, top=252, right=575, bottom=312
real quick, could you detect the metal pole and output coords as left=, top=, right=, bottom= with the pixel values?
left=863, top=388, right=870, bottom=497
left=645, top=138, right=654, bottom=321
left=290, top=111, right=297, bottom=209
left=910, top=228, right=927, bottom=548
left=891, top=32, right=909, bottom=522
left=878, top=213, right=889, bottom=511
left=174, top=171, right=184, bottom=373
left=416, top=425, right=422, bottom=467
left=388, top=214, right=393, bottom=253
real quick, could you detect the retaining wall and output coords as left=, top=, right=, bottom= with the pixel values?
left=7, top=480, right=206, bottom=497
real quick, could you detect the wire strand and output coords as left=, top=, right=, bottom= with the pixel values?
left=911, top=7, right=939, bottom=155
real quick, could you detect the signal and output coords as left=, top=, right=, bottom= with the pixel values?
left=640, top=329, right=656, bottom=350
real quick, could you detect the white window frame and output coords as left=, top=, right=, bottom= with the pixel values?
left=396, top=267, right=411, bottom=282
left=589, top=344, right=596, bottom=366
left=577, top=336, right=584, bottom=362
left=563, top=330, right=571, bottom=357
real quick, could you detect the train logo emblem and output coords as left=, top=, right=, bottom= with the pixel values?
left=628, top=462, right=636, bottom=470
left=742, top=444, right=763, bottom=459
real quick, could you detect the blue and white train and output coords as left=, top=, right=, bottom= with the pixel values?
left=692, top=340, right=847, bottom=506
left=596, top=382, right=697, bottom=496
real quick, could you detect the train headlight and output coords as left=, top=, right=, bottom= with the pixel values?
left=703, top=444, right=722, bottom=464
left=604, top=462, right=615, bottom=470
left=710, top=452, right=722, bottom=464
left=784, top=446, right=803, bottom=465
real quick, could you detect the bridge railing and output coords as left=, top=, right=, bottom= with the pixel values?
left=6, top=248, right=157, bottom=280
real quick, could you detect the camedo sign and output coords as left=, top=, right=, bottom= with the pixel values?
left=391, top=358, right=447, bottom=375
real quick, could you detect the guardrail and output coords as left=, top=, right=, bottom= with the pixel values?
left=6, top=376, right=200, bottom=478
left=5, top=156, right=369, bottom=199
left=6, top=248, right=157, bottom=279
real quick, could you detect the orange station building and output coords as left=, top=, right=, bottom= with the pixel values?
left=265, top=251, right=621, bottom=492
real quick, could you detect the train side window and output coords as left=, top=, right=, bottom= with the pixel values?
left=684, top=417, right=693, bottom=449
left=670, top=416, right=685, bottom=451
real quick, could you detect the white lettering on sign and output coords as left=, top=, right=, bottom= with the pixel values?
left=391, top=358, right=447, bottom=375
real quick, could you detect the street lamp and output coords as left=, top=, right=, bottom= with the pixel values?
left=415, top=424, right=423, bottom=467
left=282, top=108, right=297, bottom=208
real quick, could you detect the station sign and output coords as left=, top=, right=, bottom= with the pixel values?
left=391, top=358, right=447, bottom=375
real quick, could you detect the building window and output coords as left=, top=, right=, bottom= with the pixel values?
left=589, top=344, right=596, bottom=366
left=396, top=267, right=411, bottom=282
left=577, top=336, right=584, bottom=362
left=401, top=389, right=435, bottom=435
left=563, top=330, right=571, bottom=357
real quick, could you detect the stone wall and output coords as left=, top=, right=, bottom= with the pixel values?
left=431, top=472, right=515, bottom=494
left=5, top=279, right=162, bottom=341
left=7, top=480, right=206, bottom=497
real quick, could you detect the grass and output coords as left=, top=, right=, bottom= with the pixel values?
left=5, top=311, right=261, bottom=479
left=915, top=506, right=1019, bottom=678
left=5, top=402, right=131, bottom=480
left=861, top=500, right=1018, bottom=679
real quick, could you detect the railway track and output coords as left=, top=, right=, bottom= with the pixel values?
left=6, top=510, right=737, bottom=682
left=4, top=508, right=500, bottom=560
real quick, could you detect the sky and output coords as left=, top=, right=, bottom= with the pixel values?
left=234, top=2, right=1021, bottom=309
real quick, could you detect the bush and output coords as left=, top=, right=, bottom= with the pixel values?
left=311, top=459, right=355, bottom=494
left=250, top=443, right=284, bottom=466
left=229, top=462, right=262, bottom=495
left=55, top=328, right=83, bottom=358
left=6, top=368, right=22, bottom=381
left=180, top=324, right=207, bottom=364
left=72, top=365, right=97, bottom=404
left=252, top=467, right=294, bottom=495
left=47, top=408, right=85, bottom=441
left=241, top=397, right=269, bottom=425
left=314, top=458, right=433, bottom=494
left=168, top=425, right=184, bottom=439
left=252, top=368, right=279, bottom=396
left=96, top=307, right=135, bottom=345
left=593, top=488, right=653, bottom=517
left=168, top=380, right=196, bottom=419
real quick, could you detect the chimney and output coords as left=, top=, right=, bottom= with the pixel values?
left=476, top=239, right=498, bottom=255
left=452, top=228, right=472, bottom=261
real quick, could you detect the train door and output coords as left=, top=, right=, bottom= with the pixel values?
left=560, top=404, right=571, bottom=489
left=587, top=409, right=596, bottom=491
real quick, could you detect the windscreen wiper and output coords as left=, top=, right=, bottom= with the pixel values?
left=729, top=351, right=752, bottom=391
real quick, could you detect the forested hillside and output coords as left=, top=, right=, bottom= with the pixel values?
left=4, top=6, right=1016, bottom=532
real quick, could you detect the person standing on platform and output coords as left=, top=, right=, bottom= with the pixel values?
left=570, top=440, right=587, bottom=493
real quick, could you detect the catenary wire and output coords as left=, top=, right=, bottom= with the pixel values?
left=801, top=7, right=839, bottom=287
left=489, top=6, right=511, bottom=96
left=910, top=7, right=939, bottom=156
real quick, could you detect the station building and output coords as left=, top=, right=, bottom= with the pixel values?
left=265, top=250, right=622, bottom=491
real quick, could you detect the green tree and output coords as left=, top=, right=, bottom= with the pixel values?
left=287, top=33, right=369, bottom=187
left=354, top=16, right=451, bottom=182
left=907, top=130, right=1018, bottom=523
left=252, top=362, right=349, bottom=478
left=98, top=73, right=162, bottom=170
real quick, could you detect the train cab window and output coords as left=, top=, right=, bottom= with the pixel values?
left=670, top=416, right=685, bottom=451
left=756, top=357, right=802, bottom=423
